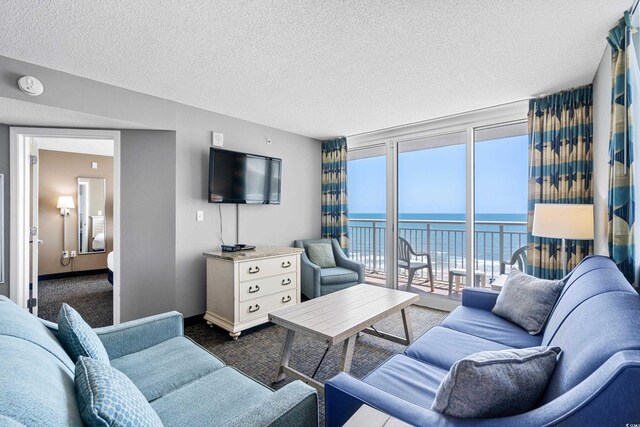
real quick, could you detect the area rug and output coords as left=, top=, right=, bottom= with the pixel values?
left=186, top=305, right=447, bottom=425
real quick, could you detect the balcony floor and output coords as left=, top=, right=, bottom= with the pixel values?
left=363, top=271, right=463, bottom=301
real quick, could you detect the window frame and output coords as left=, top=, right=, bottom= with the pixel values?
left=347, top=101, right=528, bottom=309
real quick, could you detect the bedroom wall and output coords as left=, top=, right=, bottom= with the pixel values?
left=0, top=55, right=321, bottom=320
left=37, top=150, right=113, bottom=275
left=0, top=124, right=8, bottom=297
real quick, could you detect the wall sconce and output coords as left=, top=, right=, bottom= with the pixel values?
left=57, top=196, right=75, bottom=216
left=57, top=196, right=75, bottom=256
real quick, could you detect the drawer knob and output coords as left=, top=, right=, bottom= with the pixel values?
left=249, top=266, right=260, bottom=274
left=281, top=261, right=292, bottom=268
left=248, top=285, right=260, bottom=294
left=281, top=278, right=292, bottom=286
left=281, top=295, right=292, bottom=303
left=248, top=304, right=260, bottom=313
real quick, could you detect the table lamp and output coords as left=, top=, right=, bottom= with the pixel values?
left=532, top=203, right=594, bottom=276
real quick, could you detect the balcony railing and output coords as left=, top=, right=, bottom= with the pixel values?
left=349, top=218, right=527, bottom=282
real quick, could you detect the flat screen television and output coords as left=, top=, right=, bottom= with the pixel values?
left=208, top=147, right=282, bottom=204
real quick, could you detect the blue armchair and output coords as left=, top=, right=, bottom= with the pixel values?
left=294, top=239, right=365, bottom=299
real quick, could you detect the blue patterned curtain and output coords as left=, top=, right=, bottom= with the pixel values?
left=321, top=137, right=349, bottom=254
left=527, top=86, right=594, bottom=279
left=607, top=13, right=639, bottom=284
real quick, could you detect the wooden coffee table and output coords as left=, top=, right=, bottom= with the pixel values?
left=269, top=284, right=419, bottom=392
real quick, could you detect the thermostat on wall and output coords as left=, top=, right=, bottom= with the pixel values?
left=212, top=132, right=224, bottom=147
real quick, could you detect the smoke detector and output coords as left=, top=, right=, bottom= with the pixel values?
left=17, top=76, right=44, bottom=96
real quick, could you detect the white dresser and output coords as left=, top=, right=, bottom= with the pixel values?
left=203, top=246, right=303, bottom=339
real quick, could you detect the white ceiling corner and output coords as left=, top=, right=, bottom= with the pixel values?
left=0, top=1, right=630, bottom=139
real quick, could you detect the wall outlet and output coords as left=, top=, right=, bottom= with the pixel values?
left=62, top=250, right=69, bottom=258
left=196, top=210, right=204, bottom=222
left=71, top=250, right=77, bottom=258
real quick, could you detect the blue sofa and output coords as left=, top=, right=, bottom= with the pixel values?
left=325, top=255, right=640, bottom=426
left=0, top=295, right=318, bottom=426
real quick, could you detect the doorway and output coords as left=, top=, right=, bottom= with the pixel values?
left=10, top=128, right=121, bottom=325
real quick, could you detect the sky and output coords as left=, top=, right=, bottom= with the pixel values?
left=348, top=135, right=528, bottom=215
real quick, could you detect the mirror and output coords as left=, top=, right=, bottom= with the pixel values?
left=77, top=177, right=106, bottom=254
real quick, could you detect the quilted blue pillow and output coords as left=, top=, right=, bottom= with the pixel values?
left=75, top=357, right=164, bottom=427
left=58, top=303, right=109, bottom=363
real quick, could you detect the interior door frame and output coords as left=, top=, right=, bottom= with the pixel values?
left=10, top=127, right=122, bottom=324
left=29, top=138, right=39, bottom=316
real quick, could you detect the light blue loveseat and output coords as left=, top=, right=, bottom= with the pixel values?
left=325, top=255, right=640, bottom=426
left=0, top=296, right=318, bottom=426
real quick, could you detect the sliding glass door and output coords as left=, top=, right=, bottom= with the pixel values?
left=347, top=145, right=391, bottom=286
left=346, top=113, right=529, bottom=308
left=473, top=123, right=529, bottom=281
left=396, top=132, right=467, bottom=303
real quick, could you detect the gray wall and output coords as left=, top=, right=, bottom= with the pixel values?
left=592, top=46, right=612, bottom=256
left=120, top=130, right=177, bottom=320
left=173, top=107, right=321, bottom=316
left=0, top=124, right=8, bottom=296
left=0, top=55, right=321, bottom=319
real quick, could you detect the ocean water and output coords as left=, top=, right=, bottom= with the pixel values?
left=350, top=212, right=526, bottom=223
left=348, top=212, right=527, bottom=279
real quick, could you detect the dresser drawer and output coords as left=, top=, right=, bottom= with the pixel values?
left=239, top=255, right=297, bottom=282
left=239, top=272, right=297, bottom=302
left=239, top=290, right=297, bottom=322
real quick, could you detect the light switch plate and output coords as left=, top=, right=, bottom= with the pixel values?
left=212, top=132, right=224, bottom=147
left=196, top=210, right=204, bottom=222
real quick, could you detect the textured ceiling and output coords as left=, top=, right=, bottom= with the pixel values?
left=0, top=1, right=630, bottom=139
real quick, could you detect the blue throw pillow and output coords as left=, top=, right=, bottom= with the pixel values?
left=307, top=242, right=337, bottom=268
left=492, top=269, right=564, bottom=335
left=75, top=357, right=164, bottom=427
left=431, top=346, right=561, bottom=418
left=58, top=303, right=110, bottom=363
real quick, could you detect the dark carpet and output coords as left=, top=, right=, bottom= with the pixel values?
left=37, top=274, right=113, bottom=327
left=186, top=305, right=448, bottom=425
